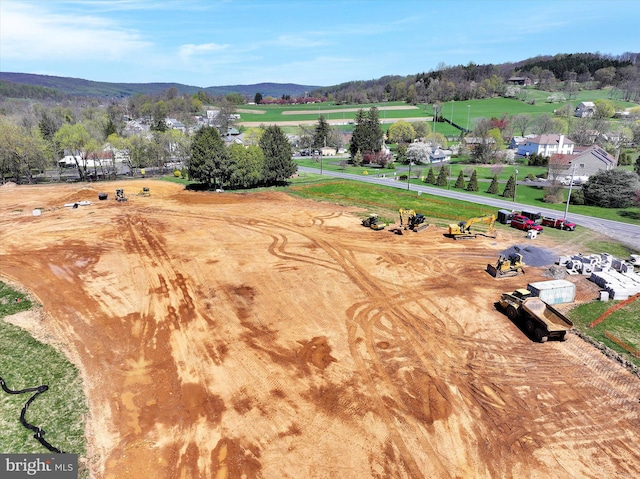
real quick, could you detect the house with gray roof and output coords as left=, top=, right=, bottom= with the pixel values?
left=549, top=145, right=617, bottom=180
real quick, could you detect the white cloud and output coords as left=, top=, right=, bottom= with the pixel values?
left=0, top=2, right=151, bottom=62
left=179, top=42, right=230, bottom=60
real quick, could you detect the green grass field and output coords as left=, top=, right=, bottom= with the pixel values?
left=0, top=282, right=87, bottom=475
left=238, top=89, right=637, bottom=130
left=569, top=299, right=640, bottom=368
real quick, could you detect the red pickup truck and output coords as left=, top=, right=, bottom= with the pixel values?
left=541, top=217, right=576, bottom=231
left=510, top=215, right=544, bottom=232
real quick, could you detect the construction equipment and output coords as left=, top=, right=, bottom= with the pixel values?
left=389, top=209, right=428, bottom=235
left=498, top=289, right=573, bottom=342
left=448, top=214, right=496, bottom=240
left=138, top=187, right=150, bottom=197
left=115, top=189, right=127, bottom=202
left=487, top=253, right=526, bottom=278
left=361, top=214, right=386, bottom=230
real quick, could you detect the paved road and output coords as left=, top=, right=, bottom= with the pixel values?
left=298, top=167, right=640, bottom=252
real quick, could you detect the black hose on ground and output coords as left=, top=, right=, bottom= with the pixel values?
left=0, top=377, right=64, bottom=453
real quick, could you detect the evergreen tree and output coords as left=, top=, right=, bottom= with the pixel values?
left=259, top=125, right=296, bottom=185
left=502, top=175, right=516, bottom=199
left=582, top=169, right=640, bottom=208
left=350, top=107, right=383, bottom=158
left=466, top=169, right=479, bottom=191
left=353, top=149, right=363, bottom=166
left=487, top=174, right=499, bottom=194
left=228, top=143, right=264, bottom=188
left=635, top=153, right=640, bottom=177
left=254, top=92, right=263, bottom=104
left=313, top=115, right=331, bottom=149
left=454, top=170, right=466, bottom=188
left=188, top=126, right=229, bottom=189
left=349, top=109, right=367, bottom=159
left=425, top=167, right=436, bottom=184
left=436, top=166, right=448, bottom=186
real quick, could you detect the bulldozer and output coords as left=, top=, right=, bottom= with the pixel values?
left=448, top=214, right=496, bottom=240
left=389, top=208, right=428, bottom=235
left=361, top=214, right=386, bottom=230
left=487, top=253, right=526, bottom=278
left=138, top=187, right=150, bottom=197
left=115, top=189, right=127, bottom=202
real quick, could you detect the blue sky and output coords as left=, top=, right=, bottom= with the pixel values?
left=1, top=0, right=638, bottom=88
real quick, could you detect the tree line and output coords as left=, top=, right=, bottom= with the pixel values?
left=188, top=125, right=296, bottom=189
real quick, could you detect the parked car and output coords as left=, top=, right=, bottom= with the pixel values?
left=511, top=215, right=544, bottom=232
left=541, top=217, right=576, bottom=231
left=560, top=175, right=589, bottom=186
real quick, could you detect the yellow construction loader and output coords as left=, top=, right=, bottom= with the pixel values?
left=361, top=214, right=386, bottom=230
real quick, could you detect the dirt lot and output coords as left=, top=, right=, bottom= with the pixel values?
left=1, top=180, right=639, bottom=479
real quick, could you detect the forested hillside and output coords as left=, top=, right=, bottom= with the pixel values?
left=0, top=72, right=319, bottom=100
left=311, top=52, right=640, bottom=104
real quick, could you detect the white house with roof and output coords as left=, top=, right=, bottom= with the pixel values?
left=574, top=101, right=596, bottom=118
left=517, top=134, right=574, bottom=157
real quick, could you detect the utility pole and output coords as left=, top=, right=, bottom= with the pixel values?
left=466, top=105, right=471, bottom=132
left=563, top=163, right=577, bottom=219
left=513, top=168, right=518, bottom=202
left=407, top=162, right=412, bottom=190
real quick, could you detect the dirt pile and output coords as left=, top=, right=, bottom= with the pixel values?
left=500, top=244, right=556, bottom=266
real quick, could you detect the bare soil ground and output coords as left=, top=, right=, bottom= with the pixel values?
left=1, top=180, right=639, bottom=479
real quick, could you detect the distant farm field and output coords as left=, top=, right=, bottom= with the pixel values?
left=237, top=90, right=637, bottom=132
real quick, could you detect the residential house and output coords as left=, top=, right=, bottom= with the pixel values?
left=548, top=145, right=617, bottom=181
left=123, top=119, right=149, bottom=136
left=429, top=147, right=452, bottom=163
left=517, top=134, right=574, bottom=157
left=507, top=77, right=532, bottom=86
left=574, top=101, right=595, bottom=118
left=165, top=118, right=186, bottom=132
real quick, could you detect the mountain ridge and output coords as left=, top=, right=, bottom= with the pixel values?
left=0, top=72, right=321, bottom=99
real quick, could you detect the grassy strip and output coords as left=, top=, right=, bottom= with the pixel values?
left=0, top=281, right=87, bottom=471
left=289, top=177, right=509, bottom=227
left=569, top=298, right=640, bottom=368
left=298, top=160, right=640, bottom=225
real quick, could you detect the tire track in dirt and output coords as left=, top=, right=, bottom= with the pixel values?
left=106, top=212, right=226, bottom=478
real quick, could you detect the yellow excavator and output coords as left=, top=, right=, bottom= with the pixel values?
left=389, top=208, right=428, bottom=235
left=448, top=214, right=497, bottom=240
left=487, top=253, right=526, bottom=278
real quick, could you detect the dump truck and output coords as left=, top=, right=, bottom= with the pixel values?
left=487, top=253, right=525, bottom=278
left=498, top=289, right=573, bottom=342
